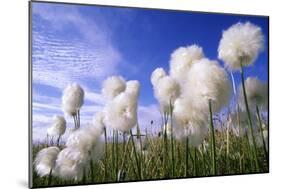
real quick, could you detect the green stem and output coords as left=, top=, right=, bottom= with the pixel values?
left=90, top=159, right=94, bottom=182
left=201, top=143, right=206, bottom=176
left=116, top=130, right=119, bottom=181
left=185, top=137, right=189, bottom=177
left=118, top=135, right=131, bottom=181
left=240, top=64, right=260, bottom=172
left=209, top=99, right=217, bottom=175
left=256, top=105, right=268, bottom=164
left=193, top=148, right=197, bottom=176
left=130, top=129, right=141, bottom=179
left=112, top=130, right=115, bottom=180
left=169, top=100, right=175, bottom=177
left=47, top=168, right=52, bottom=186
left=103, top=127, right=108, bottom=182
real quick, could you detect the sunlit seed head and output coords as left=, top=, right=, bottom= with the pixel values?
left=47, top=115, right=66, bottom=137
left=66, top=126, right=103, bottom=154
left=102, top=76, right=126, bottom=100
left=238, top=76, right=268, bottom=111
left=62, top=83, right=84, bottom=116
left=34, top=146, right=60, bottom=177
left=173, top=97, right=208, bottom=147
left=151, top=67, right=166, bottom=86
left=53, top=147, right=90, bottom=181
left=92, top=111, right=106, bottom=131
left=218, top=22, right=264, bottom=70
left=152, top=75, right=180, bottom=112
left=104, top=92, right=138, bottom=132
left=169, top=44, right=204, bottom=83
left=125, top=80, right=140, bottom=99
left=183, top=58, right=231, bottom=113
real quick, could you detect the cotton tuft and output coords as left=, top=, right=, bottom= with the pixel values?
left=104, top=80, right=140, bottom=132
left=92, top=111, right=105, bottom=131
left=218, top=22, right=264, bottom=70
left=34, top=146, right=60, bottom=177
left=104, top=92, right=138, bottom=132
left=151, top=68, right=166, bottom=86
left=238, top=77, right=268, bottom=111
left=169, top=45, right=204, bottom=83
left=53, top=147, right=90, bottom=181
left=47, top=115, right=66, bottom=137
left=151, top=75, right=180, bottom=112
left=173, top=98, right=208, bottom=147
left=125, top=80, right=140, bottom=99
left=62, top=83, right=84, bottom=116
left=183, top=58, right=231, bottom=113
left=66, top=126, right=103, bottom=155
left=102, top=76, right=126, bottom=100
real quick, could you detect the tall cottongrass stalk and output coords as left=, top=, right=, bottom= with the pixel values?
left=256, top=105, right=268, bottom=164
left=240, top=63, right=260, bottom=172
left=209, top=100, right=217, bottom=175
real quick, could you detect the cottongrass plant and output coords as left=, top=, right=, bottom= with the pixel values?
left=218, top=21, right=265, bottom=172
left=47, top=115, right=66, bottom=146
left=238, top=77, right=268, bottom=161
left=34, top=146, right=60, bottom=177
left=62, top=83, right=84, bottom=130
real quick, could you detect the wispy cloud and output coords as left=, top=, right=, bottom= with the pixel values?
left=32, top=3, right=123, bottom=90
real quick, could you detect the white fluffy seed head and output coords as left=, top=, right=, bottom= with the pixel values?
left=102, top=76, right=126, bottom=100
left=172, top=98, right=208, bottom=147
left=34, top=146, right=60, bottom=177
left=104, top=92, right=138, bottom=132
left=169, top=45, right=205, bottom=83
left=53, top=147, right=90, bottom=181
left=152, top=75, right=180, bottom=112
left=125, top=80, right=140, bottom=99
left=238, top=77, right=268, bottom=111
left=62, top=83, right=84, bottom=116
left=174, top=117, right=208, bottom=147
left=218, top=22, right=264, bottom=70
left=92, top=111, right=105, bottom=131
left=183, top=58, right=231, bottom=113
left=47, top=115, right=66, bottom=137
left=151, top=68, right=167, bottom=86
left=66, top=126, right=103, bottom=154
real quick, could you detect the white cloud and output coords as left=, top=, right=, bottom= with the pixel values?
left=32, top=3, right=123, bottom=90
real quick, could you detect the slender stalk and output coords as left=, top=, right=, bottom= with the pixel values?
left=90, top=159, right=94, bottom=182
left=138, top=131, right=143, bottom=179
left=185, top=137, right=189, bottom=177
left=47, top=168, right=53, bottom=186
left=240, top=63, right=260, bottom=172
left=116, top=130, right=119, bottom=181
left=73, top=115, right=77, bottom=129
left=56, top=135, right=61, bottom=147
left=193, top=147, right=197, bottom=176
left=169, top=100, right=175, bottom=177
left=77, top=110, right=80, bottom=129
left=112, top=130, right=115, bottom=180
left=256, top=105, right=268, bottom=164
left=201, top=143, right=206, bottom=176
left=209, top=99, right=217, bottom=175
left=245, top=131, right=254, bottom=172
left=46, top=134, right=49, bottom=147
left=118, top=136, right=131, bottom=181
left=130, top=129, right=141, bottom=179
left=163, top=112, right=169, bottom=178
left=103, top=127, right=108, bottom=181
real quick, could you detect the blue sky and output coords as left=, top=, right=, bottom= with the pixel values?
left=31, top=2, right=268, bottom=142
